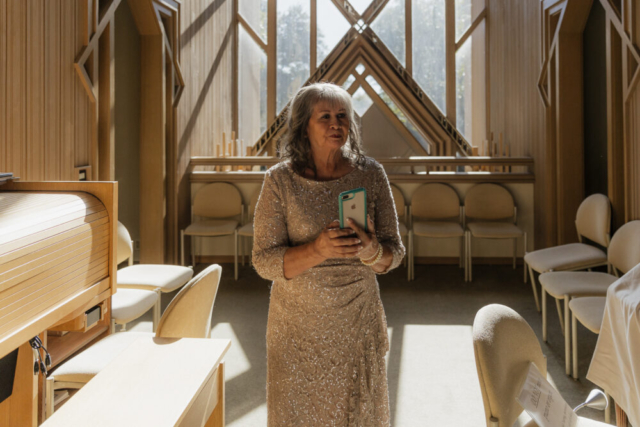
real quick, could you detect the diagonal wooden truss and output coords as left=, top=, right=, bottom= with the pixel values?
left=245, top=0, right=481, bottom=157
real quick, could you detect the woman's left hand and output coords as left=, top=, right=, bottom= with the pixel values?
left=347, top=215, right=378, bottom=260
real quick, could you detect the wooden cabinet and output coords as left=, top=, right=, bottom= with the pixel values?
left=0, top=181, right=117, bottom=426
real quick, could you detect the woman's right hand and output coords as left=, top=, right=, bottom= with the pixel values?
left=312, top=220, right=362, bottom=260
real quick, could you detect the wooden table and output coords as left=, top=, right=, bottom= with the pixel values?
left=43, top=337, right=231, bottom=427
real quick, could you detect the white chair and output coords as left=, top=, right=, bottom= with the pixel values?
left=111, top=222, right=159, bottom=333
left=409, top=183, right=464, bottom=281
left=465, top=184, right=526, bottom=285
left=473, top=304, right=610, bottom=427
left=237, top=190, right=260, bottom=267
left=390, top=184, right=410, bottom=280
left=524, top=194, right=610, bottom=311
left=182, top=183, right=243, bottom=280
left=115, top=222, right=194, bottom=332
left=538, top=220, right=640, bottom=377
left=45, top=264, right=222, bottom=419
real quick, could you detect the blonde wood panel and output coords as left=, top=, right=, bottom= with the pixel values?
left=627, top=70, right=640, bottom=221
left=26, top=0, right=45, bottom=181
left=489, top=0, right=546, bottom=247
left=0, top=0, right=6, bottom=174
left=0, top=342, right=37, bottom=427
left=0, top=0, right=93, bottom=182
left=176, top=0, right=234, bottom=263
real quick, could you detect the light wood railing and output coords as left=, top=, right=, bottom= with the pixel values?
left=189, top=156, right=534, bottom=183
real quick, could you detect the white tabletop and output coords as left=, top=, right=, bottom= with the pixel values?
left=44, top=337, right=231, bottom=427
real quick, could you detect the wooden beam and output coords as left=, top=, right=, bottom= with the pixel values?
left=455, top=8, right=486, bottom=52
left=98, top=20, right=115, bottom=181
left=139, top=35, right=166, bottom=263
left=445, top=0, right=456, bottom=125
left=405, top=0, right=412, bottom=74
left=237, top=13, right=267, bottom=51
left=267, top=0, right=277, bottom=123
left=310, top=0, right=317, bottom=74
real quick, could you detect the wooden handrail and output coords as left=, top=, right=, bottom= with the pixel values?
left=190, top=156, right=534, bottom=168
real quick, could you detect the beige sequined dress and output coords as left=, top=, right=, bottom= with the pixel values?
left=252, top=157, right=405, bottom=426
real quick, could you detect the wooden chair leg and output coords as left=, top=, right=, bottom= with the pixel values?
left=528, top=265, right=541, bottom=312
left=180, top=230, right=185, bottom=266
left=468, top=232, right=473, bottom=282
left=571, top=309, right=578, bottom=380
left=523, top=233, right=528, bottom=284
left=512, top=238, right=517, bottom=269
left=616, top=402, right=628, bottom=426
left=459, top=236, right=463, bottom=268
left=191, top=235, right=196, bottom=268
left=556, top=298, right=565, bottom=335
left=542, top=287, right=547, bottom=342
left=234, top=231, right=238, bottom=281
left=564, top=297, right=571, bottom=376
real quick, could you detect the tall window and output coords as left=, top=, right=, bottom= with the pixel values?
left=236, top=0, right=487, bottom=150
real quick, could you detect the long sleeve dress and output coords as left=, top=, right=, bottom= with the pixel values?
left=252, top=156, right=405, bottom=426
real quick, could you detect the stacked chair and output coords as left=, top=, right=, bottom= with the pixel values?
left=45, top=264, right=223, bottom=419
left=409, top=183, right=465, bottom=281
left=464, top=184, right=526, bottom=284
left=390, top=184, right=410, bottom=280
left=537, top=220, right=640, bottom=378
left=181, top=183, right=243, bottom=280
left=113, top=222, right=194, bottom=332
left=473, top=304, right=609, bottom=426
left=524, top=194, right=610, bottom=311
left=237, top=190, right=260, bottom=266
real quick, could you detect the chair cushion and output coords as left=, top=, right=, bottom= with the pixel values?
left=111, top=289, right=158, bottom=324
left=467, top=222, right=523, bottom=238
left=118, top=265, right=194, bottom=293
left=539, top=271, right=617, bottom=299
left=412, top=220, right=463, bottom=238
left=52, top=332, right=153, bottom=383
left=524, top=243, right=607, bottom=273
left=570, top=297, right=606, bottom=334
left=184, top=219, right=238, bottom=237
left=398, top=222, right=408, bottom=237
left=238, top=221, right=254, bottom=237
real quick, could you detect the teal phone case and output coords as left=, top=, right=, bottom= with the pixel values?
left=339, top=188, right=367, bottom=232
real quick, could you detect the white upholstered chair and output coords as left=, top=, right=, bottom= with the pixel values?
left=114, top=222, right=194, bottom=333
left=45, top=264, right=223, bottom=419
left=181, top=183, right=243, bottom=280
left=390, top=184, right=410, bottom=280
left=465, top=184, right=526, bottom=284
left=111, top=223, right=159, bottom=333
left=538, top=220, right=640, bottom=378
left=524, top=194, right=610, bottom=312
left=409, top=183, right=464, bottom=281
left=472, top=304, right=609, bottom=427
left=237, top=190, right=260, bottom=267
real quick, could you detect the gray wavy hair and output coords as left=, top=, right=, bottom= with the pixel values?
left=277, top=82, right=365, bottom=177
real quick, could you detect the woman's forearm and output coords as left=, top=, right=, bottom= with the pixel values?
left=370, top=244, right=393, bottom=273
left=283, top=241, right=326, bottom=279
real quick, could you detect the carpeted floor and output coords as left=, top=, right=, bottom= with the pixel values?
left=127, top=262, right=611, bottom=426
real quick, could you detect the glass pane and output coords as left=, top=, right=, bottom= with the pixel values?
left=342, top=74, right=356, bottom=90
left=239, top=26, right=267, bottom=146
left=365, top=75, right=431, bottom=152
left=370, top=0, right=405, bottom=66
left=413, top=0, right=446, bottom=112
left=351, top=86, right=373, bottom=116
left=455, top=21, right=485, bottom=144
left=455, top=0, right=485, bottom=42
left=317, top=0, right=351, bottom=65
left=355, top=63, right=366, bottom=74
left=239, top=0, right=267, bottom=41
left=277, top=0, right=310, bottom=112
left=349, top=0, right=373, bottom=14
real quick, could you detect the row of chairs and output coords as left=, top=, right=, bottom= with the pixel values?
left=390, top=183, right=526, bottom=285
left=183, top=182, right=529, bottom=286
left=523, top=193, right=640, bottom=380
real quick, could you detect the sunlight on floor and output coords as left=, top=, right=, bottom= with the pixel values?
left=390, top=325, right=485, bottom=426
left=211, top=322, right=251, bottom=382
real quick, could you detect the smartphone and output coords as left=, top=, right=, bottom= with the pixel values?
left=339, top=188, right=367, bottom=232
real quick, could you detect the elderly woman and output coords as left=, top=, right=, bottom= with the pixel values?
left=252, top=82, right=405, bottom=426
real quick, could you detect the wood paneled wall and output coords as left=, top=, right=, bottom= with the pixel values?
left=176, top=0, right=234, bottom=244
left=487, top=0, right=547, bottom=247
left=0, top=0, right=92, bottom=181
